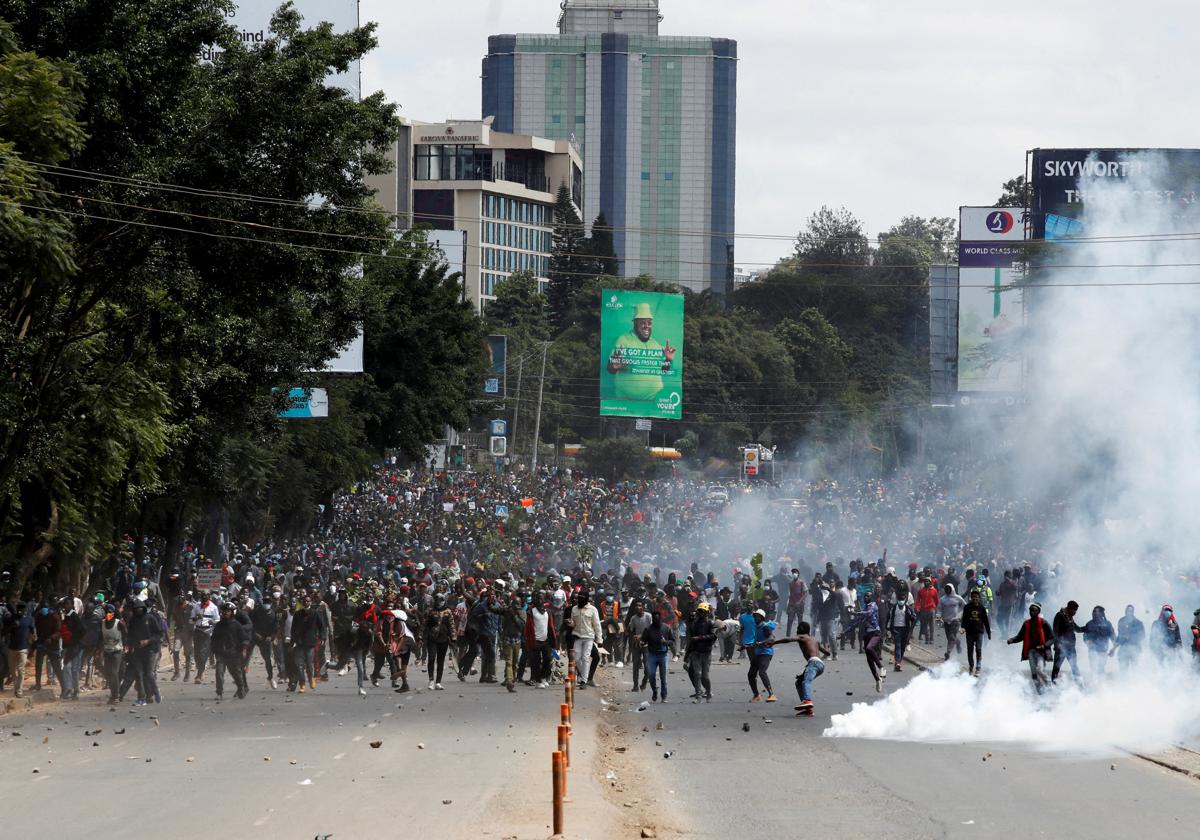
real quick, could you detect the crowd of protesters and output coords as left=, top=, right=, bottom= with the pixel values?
left=2, top=463, right=1199, bottom=716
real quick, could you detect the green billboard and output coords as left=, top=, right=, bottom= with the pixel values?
left=599, top=289, right=684, bottom=419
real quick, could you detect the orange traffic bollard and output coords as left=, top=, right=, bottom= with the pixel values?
left=561, top=702, right=572, bottom=731
left=558, top=723, right=570, bottom=769
left=552, top=750, right=565, bottom=833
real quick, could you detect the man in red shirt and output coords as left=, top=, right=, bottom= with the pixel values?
left=915, top=578, right=940, bottom=645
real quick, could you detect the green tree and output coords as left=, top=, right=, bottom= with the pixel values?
left=485, top=270, right=549, bottom=343
left=587, top=211, right=618, bottom=277
left=547, top=184, right=590, bottom=331
left=995, top=175, right=1031, bottom=207
left=578, top=437, right=658, bottom=483
left=794, top=206, right=871, bottom=274
left=361, top=229, right=488, bottom=459
left=0, top=2, right=402, bottom=584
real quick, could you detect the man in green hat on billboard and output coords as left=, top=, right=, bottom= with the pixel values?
left=607, top=301, right=676, bottom=402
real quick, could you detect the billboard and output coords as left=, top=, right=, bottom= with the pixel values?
left=204, top=0, right=361, bottom=98
left=279, top=387, right=329, bottom=418
left=599, top=290, right=684, bottom=420
left=213, top=1, right=366, bottom=374
left=957, top=207, right=1025, bottom=393
left=484, top=335, right=507, bottom=396
left=1029, top=148, right=1200, bottom=239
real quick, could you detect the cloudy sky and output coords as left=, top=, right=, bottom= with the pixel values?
left=354, top=0, right=1198, bottom=268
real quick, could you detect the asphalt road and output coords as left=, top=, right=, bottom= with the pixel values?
left=0, top=660, right=624, bottom=840
left=6, top=646, right=1200, bottom=840
left=592, top=644, right=1200, bottom=840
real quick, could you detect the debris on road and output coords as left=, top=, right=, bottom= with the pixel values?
left=369, top=741, right=382, bottom=749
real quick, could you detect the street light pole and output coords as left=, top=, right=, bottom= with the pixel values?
left=530, top=341, right=550, bottom=473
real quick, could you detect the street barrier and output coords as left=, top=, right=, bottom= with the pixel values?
left=552, top=750, right=565, bottom=835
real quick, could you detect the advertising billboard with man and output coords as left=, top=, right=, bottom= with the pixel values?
left=599, top=290, right=684, bottom=419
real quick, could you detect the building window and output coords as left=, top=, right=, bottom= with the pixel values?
left=613, top=9, right=622, bottom=18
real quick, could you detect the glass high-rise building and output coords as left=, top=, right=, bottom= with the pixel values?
left=481, top=0, right=736, bottom=295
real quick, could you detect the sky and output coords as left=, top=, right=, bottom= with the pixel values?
left=351, top=0, right=1200, bottom=269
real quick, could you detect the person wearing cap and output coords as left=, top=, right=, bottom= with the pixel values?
left=1007, top=602, right=1054, bottom=693
left=606, top=301, right=676, bottom=403
left=684, top=601, right=716, bottom=702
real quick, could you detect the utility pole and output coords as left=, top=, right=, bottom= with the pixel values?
left=530, top=341, right=550, bottom=473
left=510, top=354, right=524, bottom=467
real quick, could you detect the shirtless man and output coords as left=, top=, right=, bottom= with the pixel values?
left=773, top=621, right=832, bottom=717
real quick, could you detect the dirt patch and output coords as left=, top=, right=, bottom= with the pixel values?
left=591, top=671, right=690, bottom=839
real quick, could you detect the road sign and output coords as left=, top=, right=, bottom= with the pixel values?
left=495, top=505, right=509, bottom=519
left=635, top=418, right=652, bottom=431
left=490, top=436, right=507, bottom=456
left=195, top=569, right=221, bottom=591
left=490, top=418, right=507, bottom=436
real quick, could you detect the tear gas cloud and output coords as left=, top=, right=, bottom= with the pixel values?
left=827, top=153, right=1200, bottom=751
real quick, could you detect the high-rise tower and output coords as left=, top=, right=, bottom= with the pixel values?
left=482, top=0, right=736, bottom=295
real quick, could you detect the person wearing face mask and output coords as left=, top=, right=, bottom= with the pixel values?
left=100, top=606, right=126, bottom=705
left=1111, top=604, right=1144, bottom=672
left=1150, top=604, right=1182, bottom=661
left=125, top=600, right=163, bottom=705
left=33, top=602, right=62, bottom=692
left=190, top=591, right=220, bottom=684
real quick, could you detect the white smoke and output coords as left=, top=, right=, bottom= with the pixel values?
left=826, top=153, right=1200, bottom=751
left=825, top=659, right=1200, bottom=754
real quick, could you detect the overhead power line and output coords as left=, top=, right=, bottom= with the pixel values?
left=26, top=160, right=1200, bottom=249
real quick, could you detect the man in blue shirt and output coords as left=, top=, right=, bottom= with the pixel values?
left=737, top=604, right=757, bottom=662
left=6, top=602, right=37, bottom=699
left=740, top=609, right=778, bottom=703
